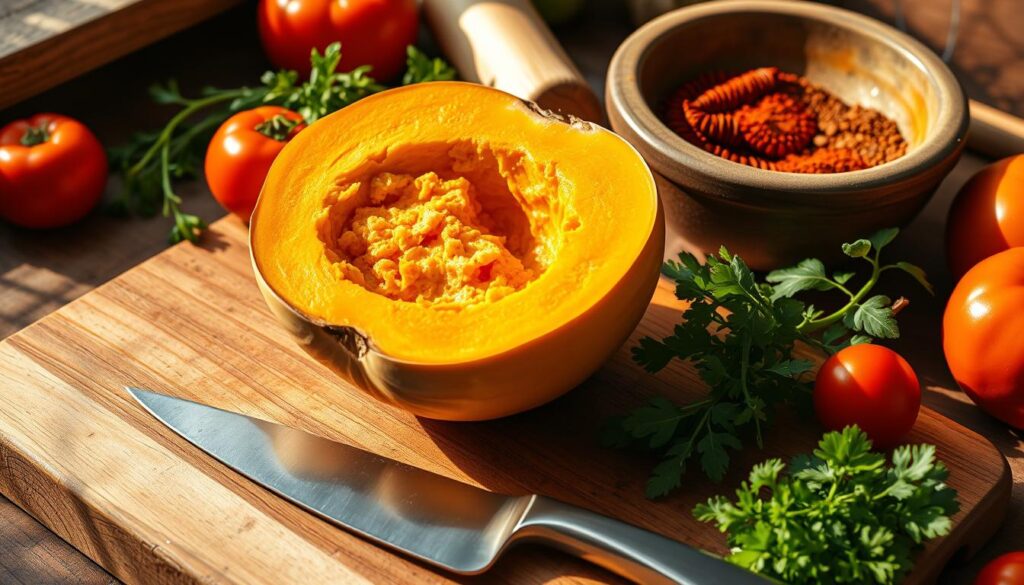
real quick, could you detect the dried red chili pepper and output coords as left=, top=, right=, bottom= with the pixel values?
left=663, top=67, right=906, bottom=174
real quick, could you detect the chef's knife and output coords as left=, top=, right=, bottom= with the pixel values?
left=128, top=387, right=769, bottom=584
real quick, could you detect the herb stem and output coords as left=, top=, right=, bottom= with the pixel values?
left=159, top=141, right=176, bottom=215
left=738, top=333, right=763, bottom=447
left=127, top=91, right=244, bottom=179
left=666, top=399, right=715, bottom=425
left=802, top=252, right=882, bottom=332
left=829, top=280, right=855, bottom=298
left=690, top=407, right=714, bottom=450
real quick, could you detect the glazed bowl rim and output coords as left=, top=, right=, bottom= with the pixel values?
left=606, top=0, right=968, bottom=198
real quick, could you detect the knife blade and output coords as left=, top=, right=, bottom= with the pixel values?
left=128, top=387, right=769, bottom=584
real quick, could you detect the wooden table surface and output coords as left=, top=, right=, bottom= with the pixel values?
left=0, top=1, right=1021, bottom=583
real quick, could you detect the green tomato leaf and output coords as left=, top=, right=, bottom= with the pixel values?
left=869, top=227, right=900, bottom=251
left=833, top=271, right=855, bottom=285
left=844, top=295, right=899, bottom=338
left=894, top=261, right=934, bottom=295
left=766, top=259, right=835, bottom=299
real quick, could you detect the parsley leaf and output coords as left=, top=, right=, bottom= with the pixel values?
left=403, top=46, right=457, bottom=84
left=893, top=261, right=934, bottom=295
left=869, top=227, right=900, bottom=250
left=842, top=238, right=872, bottom=258
left=765, top=258, right=835, bottom=299
left=607, top=229, right=931, bottom=493
left=844, top=295, right=899, bottom=338
left=695, top=426, right=959, bottom=584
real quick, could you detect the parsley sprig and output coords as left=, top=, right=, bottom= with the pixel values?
left=695, top=426, right=959, bottom=584
left=109, top=44, right=454, bottom=244
left=603, top=228, right=931, bottom=497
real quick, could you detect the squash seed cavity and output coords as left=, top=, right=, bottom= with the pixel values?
left=315, top=141, right=579, bottom=308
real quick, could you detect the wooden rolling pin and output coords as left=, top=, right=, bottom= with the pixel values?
left=423, top=0, right=604, bottom=123
left=969, top=99, right=1024, bottom=159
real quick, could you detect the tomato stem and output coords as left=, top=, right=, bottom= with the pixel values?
left=254, top=114, right=300, bottom=141
left=890, top=296, right=910, bottom=316
left=20, top=123, right=50, bottom=146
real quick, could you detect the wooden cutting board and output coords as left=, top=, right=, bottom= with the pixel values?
left=0, top=218, right=1010, bottom=585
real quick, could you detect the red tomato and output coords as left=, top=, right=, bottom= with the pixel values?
left=257, top=0, right=419, bottom=81
left=946, top=155, right=1024, bottom=280
left=204, top=106, right=305, bottom=220
left=943, top=247, right=1024, bottom=429
left=814, top=344, right=921, bottom=448
left=0, top=113, right=107, bottom=229
left=975, top=552, right=1024, bottom=585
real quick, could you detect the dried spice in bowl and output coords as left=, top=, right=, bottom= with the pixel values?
left=664, top=67, right=908, bottom=173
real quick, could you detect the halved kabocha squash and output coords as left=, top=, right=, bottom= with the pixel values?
left=250, top=82, right=663, bottom=420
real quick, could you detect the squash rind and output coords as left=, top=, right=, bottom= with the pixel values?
left=250, top=82, right=663, bottom=420
left=250, top=203, right=663, bottom=420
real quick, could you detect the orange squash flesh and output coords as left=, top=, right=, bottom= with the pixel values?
left=252, top=82, right=659, bottom=365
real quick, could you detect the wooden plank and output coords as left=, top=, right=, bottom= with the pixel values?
left=0, top=0, right=243, bottom=109
left=0, top=196, right=226, bottom=341
left=0, top=495, right=116, bottom=585
left=0, top=217, right=1009, bottom=584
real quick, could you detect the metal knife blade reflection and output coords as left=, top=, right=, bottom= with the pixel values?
left=128, top=387, right=769, bottom=584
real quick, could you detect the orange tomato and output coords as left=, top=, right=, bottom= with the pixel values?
left=0, top=113, right=107, bottom=228
left=204, top=106, right=305, bottom=220
left=257, top=0, right=419, bottom=81
left=946, top=155, right=1024, bottom=280
left=943, top=247, right=1024, bottom=429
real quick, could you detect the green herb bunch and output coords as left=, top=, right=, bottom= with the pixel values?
left=603, top=228, right=932, bottom=497
left=695, top=426, right=959, bottom=584
left=109, top=44, right=455, bottom=244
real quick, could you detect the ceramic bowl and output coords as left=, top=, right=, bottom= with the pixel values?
left=606, top=0, right=967, bottom=269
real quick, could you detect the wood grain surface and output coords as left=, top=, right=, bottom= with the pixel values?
left=0, top=495, right=116, bottom=585
left=0, top=215, right=1012, bottom=584
left=0, top=0, right=242, bottom=110
left=0, top=1, right=1022, bottom=583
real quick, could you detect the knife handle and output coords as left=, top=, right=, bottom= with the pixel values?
left=512, top=496, right=771, bottom=585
